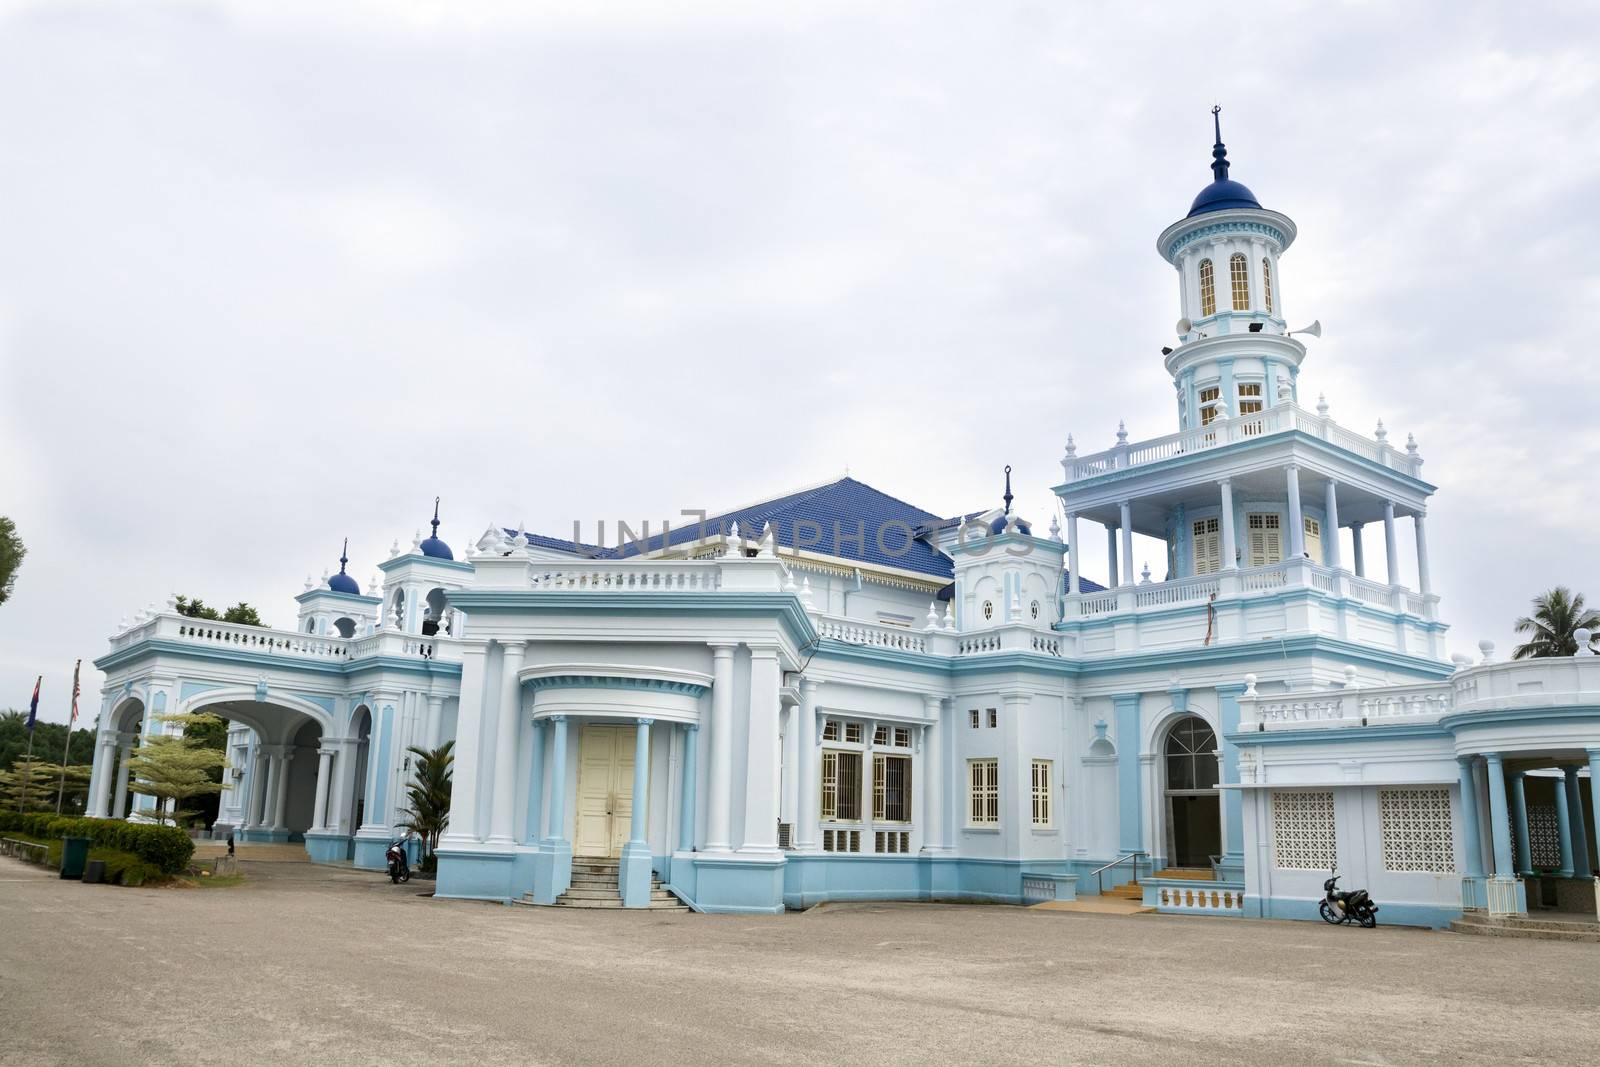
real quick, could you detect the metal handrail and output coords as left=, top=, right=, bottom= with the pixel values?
left=1092, top=850, right=1147, bottom=896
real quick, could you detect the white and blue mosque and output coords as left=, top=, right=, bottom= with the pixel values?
left=84, top=115, right=1600, bottom=925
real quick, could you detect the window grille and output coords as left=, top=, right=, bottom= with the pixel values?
left=969, top=759, right=999, bottom=825
left=874, top=830, right=910, bottom=854
left=823, top=829, right=861, bottom=853
left=1527, top=805, right=1560, bottom=869
left=821, top=750, right=863, bottom=821
left=1380, top=787, right=1454, bottom=872
left=873, top=724, right=888, bottom=746
left=987, top=708, right=998, bottom=729
left=1164, top=717, right=1218, bottom=791
left=822, top=720, right=840, bottom=742
left=874, top=755, right=912, bottom=822
left=844, top=722, right=863, bottom=744
left=1230, top=252, right=1249, bottom=310
left=1031, top=760, right=1053, bottom=826
left=1272, top=790, right=1337, bottom=870
left=1198, top=259, right=1215, bottom=316
left=969, top=709, right=980, bottom=729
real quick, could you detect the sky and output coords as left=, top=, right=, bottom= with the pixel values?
left=2, top=1, right=1597, bottom=723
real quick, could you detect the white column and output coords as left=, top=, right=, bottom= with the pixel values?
left=271, top=752, right=293, bottom=830
left=1219, top=478, right=1237, bottom=570
left=88, top=737, right=115, bottom=818
left=1118, top=501, right=1134, bottom=586
left=259, top=751, right=280, bottom=829
left=311, top=748, right=334, bottom=831
left=795, top=679, right=819, bottom=851
left=438, top=641, right=490, bottom=847
left=114, top=739, right=134, bottom=819
left=1383, top=500, right=1400, bottom=584
left=1350, top=522, right=1366, bottom=577
left=1414, top=512, right=1431, bottom=595
left=486, top=639, right=525, bottom=846
left=1066, top=513, right=1081, bottom=594
left=740, top=647, right=783, bottom=854
left=780, top=702, right=799, bottom=836
left=1106, top=525, right=1119, bottom=588
left=1285, top=464, right=1305, bottom=558
left=920, top=695, right=945, bottom=853
left=704, top=643, right=737, bottom=852
left=1323, top=478, right=1342, bottom=568
left=425, top=695, right=444, bottom=751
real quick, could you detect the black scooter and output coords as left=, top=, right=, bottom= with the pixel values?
left=386, top=840, right=411, bottom=884
left=1320, top=869, right=1378, bottom=927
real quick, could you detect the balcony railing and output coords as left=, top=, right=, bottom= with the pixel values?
left=1061, top=402, right=1423, bottom=483
left=105, top=613, right=459, bottom=665
left=528, top=561, right=722, bottom=591
left=1066, top=560, right=1436, bottom=622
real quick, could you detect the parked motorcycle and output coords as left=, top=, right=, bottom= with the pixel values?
left=386, top=840, right=411, bottom=885
left=1319, top=869, right=1378, bottom=927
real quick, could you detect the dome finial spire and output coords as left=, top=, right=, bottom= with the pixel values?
left=431, top=496, right=441, bottom=537
left=339, top=537, right=349, bottom=574
left=1002, top=464, right=1014, bottom=514
left=1210, top=104, right=1230, bottom=182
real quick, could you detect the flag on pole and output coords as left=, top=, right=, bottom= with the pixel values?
left=56, top=660, right=82, bottom=816
left=69, top=661, right=81, bottom=727
left=25, top=676, right=40, bottom=731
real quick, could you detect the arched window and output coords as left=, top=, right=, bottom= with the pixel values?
left=1230, top=253, right=1249, bottom=311
left=1261, top=257, right=1274, bottom=314
left=1198, top=259, right=1216, bottom=316
left=1165, top=716, right=1218, bottom=790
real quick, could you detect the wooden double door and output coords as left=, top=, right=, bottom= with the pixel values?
left=574, top=725, right=637, bottom=858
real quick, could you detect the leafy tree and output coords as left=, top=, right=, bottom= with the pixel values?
left=1513, top=587, right=1600, bottom=659
left=127, top=711, right=229, bottom=827
left=1, top=757, right=59, bottom=813
left=0, top=516, right=22, bottom=607
left=397, top=742, right=453, bottom=873
left=0, top=710, right=96, bottom=775
left=174, top=595, right=266, bottom=628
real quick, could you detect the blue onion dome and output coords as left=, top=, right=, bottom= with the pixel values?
left=419, top=497, right=454, bottom=560
left=328, top=538, right=361, bottom=594
left=1187, top=106, right=1262, bottom=218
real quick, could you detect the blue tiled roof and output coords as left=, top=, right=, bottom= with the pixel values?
left=510, top=476, right=1106, bottom=590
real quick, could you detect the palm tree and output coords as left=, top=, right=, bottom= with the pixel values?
left=397, top=741, right=453, bottom=873
left=1512, top=587, right=1600, bottom=659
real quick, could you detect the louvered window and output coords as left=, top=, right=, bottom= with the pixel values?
left=820, top=750, right=862, bottom=821
left=1230, top=253, right=1250, bottom=310
left=1302, top=517, right=1322, bottom=563
left=1031, top=760, right=1053, bottom=827
left=1247, top=513, right=1283, bottom=568
left=1198, top=259, right=1216, bottom=316
left=1192, top=517, right=1221, bottom=576
left=873, top=755, right=912, bottom=823
left=969, top=759, right=999, bottom=825
left=823, top=829, right=861, bottom=853
left=1262, top=257, right=1274, bottom=314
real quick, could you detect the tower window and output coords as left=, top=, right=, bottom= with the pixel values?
left=1192, top=517, right=1221, bottom=575
left=1303, top=517, right=1322, bottom=562
left=1237, top=382, right=1263, bottom=430
left=1247, top=513, right=1283, bottom=568
left=1198, top=259, right=1216, bottom=316
left=1198, top=385, right=1221, bottom=426
left=1230, top=253, right=1250, bottom=311
left=1262, top=257, right=1274, bottom=315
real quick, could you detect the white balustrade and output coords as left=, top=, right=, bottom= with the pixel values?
left=529, top=562, right=721, bottom=591
left=1134, top=574, right=1219, bottom=608
left=813, top=615, right=928, bottom=653
left=1062, top=402, right=1423, bottom=483
left=1240, top=564, right=1289, bottom=592
left=957, top=634, right=1002, bottom=655
left=1346, top=575, right=1392, bottom=605
left=1155, top=884, right=1244, bottom=915
left=106, top=613, right=457, bottom=664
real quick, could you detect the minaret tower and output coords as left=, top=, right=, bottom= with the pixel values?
left=1157, top=107, right=1304, bottom=431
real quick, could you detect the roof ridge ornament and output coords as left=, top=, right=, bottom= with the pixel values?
left=1210, top=104, right=1230, bottom=182
left=431, top=496, right=442, bottom=537
left=339, top=538, right=349, bottom=575
left=1002, top=465, right=1014, bottom=515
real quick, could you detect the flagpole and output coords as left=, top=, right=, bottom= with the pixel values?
left=20, top=675, right=41, bottom=814
left=56, top=660, right=82, bottom=815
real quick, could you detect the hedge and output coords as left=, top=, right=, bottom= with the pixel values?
left=0, top=811, right=194, bottom=874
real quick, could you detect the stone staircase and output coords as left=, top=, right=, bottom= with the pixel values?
left=1034, top=879, right=1154, bottom=916
left=1450, top=912, right=1600, bottom=943
left=520, top=857, right=689, bottom=912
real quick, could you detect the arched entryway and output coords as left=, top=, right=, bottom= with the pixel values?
left=1163, top=715, right=1222, bottom=869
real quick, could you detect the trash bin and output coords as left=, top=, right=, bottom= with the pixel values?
left=60, top=836, right=91, bottom=880
left=82, top=859, right=106, bottom=884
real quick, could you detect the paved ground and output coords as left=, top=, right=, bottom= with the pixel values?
left=2, top=855, right=1597, bottom=1066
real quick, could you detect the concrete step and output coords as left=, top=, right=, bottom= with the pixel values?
left=1451, top=915, right=1600, bottom=942
left=1153, top=868, right=1216, bottom=881
left=1035, top=898, right=1155, bottom=916
left=1104, top=883, right=1145, bottom=900
left=561, top=888, right=623, bottom=901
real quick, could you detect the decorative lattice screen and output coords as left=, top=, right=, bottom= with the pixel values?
left=1380, top=787, right=1455, bottom=873
left=1272, top=790, right=1337, bottom=870
left=1527, top=805, right=1561, bottom=870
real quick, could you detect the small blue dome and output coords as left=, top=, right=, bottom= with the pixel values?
left=990, top=514, right=1032, bottom=537
left=1187, top=178, right=1261, bottom=217
left=418, top=497, right=453, bottom=560
left=328, top=537, right=360, bottom=594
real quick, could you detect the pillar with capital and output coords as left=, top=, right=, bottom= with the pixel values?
left=920, top=694, right=947, bottom=853
left=270, top=750, right=294, bottom=832
left=530, top=715, right=573, bottom=904
left=619, top=718, right=655, bottom=907
left=704, top=643, right=737, bottom=852
left=794, top=679, right=820, bottom=851
left=740, top=647, right=783, bottom=854
left=486, top=640, right=526, bottom=846
left=311, top=747, right=335, bottom=832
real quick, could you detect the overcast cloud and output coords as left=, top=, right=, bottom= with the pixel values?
left=2, top=1, right=1597, bottom=722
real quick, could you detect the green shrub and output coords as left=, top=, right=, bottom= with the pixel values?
left=0, top=811, right=194, bottom=874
